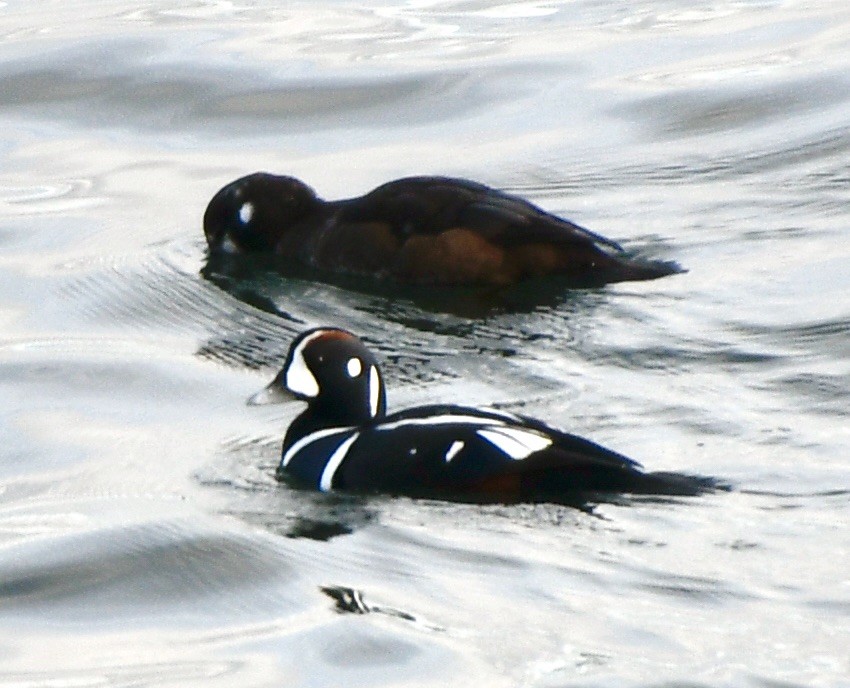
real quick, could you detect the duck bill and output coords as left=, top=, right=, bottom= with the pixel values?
left=248, top=378, right=298, bottom=406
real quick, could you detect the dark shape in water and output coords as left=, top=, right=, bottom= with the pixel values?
left=253, top=327, right=727, bottom=507
left=201, top=249, right=610, bottom=321
left=284, top=518, right=354, bottom=542
left=320, top=585, right=417, bottom=623
left=321, top=585, right=371, bottom=615
left=204, top=173, right=683, bottom=288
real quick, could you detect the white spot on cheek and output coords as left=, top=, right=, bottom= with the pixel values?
left=239, top=202, right=254, bottom=225
left=346, top=357, right=362, bottom=378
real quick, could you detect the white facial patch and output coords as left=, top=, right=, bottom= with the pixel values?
left=444, top=440, right=465, bottom=463
left=219, top=234, right=241, bottom=254
left=284, top=331, right=325, bottom=398
left=368, top=365, right=381, bottom=417
left=477, top=427, right=552, bottom=460
left=346, top=357, right=362, bottom=378
left=238, top=201, right=254, bottom=225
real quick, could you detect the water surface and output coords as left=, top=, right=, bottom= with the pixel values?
left=1, top=1, right=848, bottom=686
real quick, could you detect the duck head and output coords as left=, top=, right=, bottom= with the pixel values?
left=203, top=172, right=321, bottom=254
left=253, top=327, right=387, bottom=426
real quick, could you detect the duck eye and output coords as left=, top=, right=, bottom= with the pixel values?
left=346, top=357, right=362, bottom=378
left=238, top=202, right=254, bottom=225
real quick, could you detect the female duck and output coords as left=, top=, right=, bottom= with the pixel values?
left=205, top=173, right=682, bottom=287
left=254, top=328, right=721, bottom=504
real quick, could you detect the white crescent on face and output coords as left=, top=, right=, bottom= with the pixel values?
left=285, top=331, right=326, bottom=398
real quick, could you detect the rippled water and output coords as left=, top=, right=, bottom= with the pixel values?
left=1, top=1, right=848, bottom=686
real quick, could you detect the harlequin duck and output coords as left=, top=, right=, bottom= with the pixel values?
left=253, top=328, right=723, bottom=504
left=205, top=173, right=683, bottom=287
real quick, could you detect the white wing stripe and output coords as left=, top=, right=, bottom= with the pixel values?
left=376, top=414, right=507, bottom=432
left=477, top=427, right=552, bottom=460
left=444, top=440, right=465, bottom=462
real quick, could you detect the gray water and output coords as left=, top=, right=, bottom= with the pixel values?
left=1, top=1, right=848, bottom=686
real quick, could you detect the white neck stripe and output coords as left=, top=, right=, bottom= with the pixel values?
left=319, top=432, right=360, bottom=491
left=368, top=365, right=381, bottom=417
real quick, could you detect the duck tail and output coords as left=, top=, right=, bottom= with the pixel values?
left=604, top=254, right=686, bottom=283
left=630, top=471, right=730, bottom=497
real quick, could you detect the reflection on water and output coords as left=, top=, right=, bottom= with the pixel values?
left=1, top=0, right=849, bottom=686
left=201, top=248, right=619, bottom=319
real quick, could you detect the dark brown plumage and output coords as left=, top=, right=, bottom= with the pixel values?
left=204, top=173, right=683, bottom=286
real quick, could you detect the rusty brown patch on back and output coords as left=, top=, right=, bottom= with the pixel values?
left=392, top=228, right=516, bottom=285
left=506, top=243, right=607, bottom=280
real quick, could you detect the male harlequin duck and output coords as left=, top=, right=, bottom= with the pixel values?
left=253, top=328, right=722, bottom=504
left=205, top=173, right=683, bottom=287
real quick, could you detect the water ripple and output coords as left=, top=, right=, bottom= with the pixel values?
left=2, top=1, right=849, bottom=685
left=0, top=520, right=298, bottom=618
left=0, top=178, right=104, bottom=215
left=0, top=38, right=563, bottom=134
